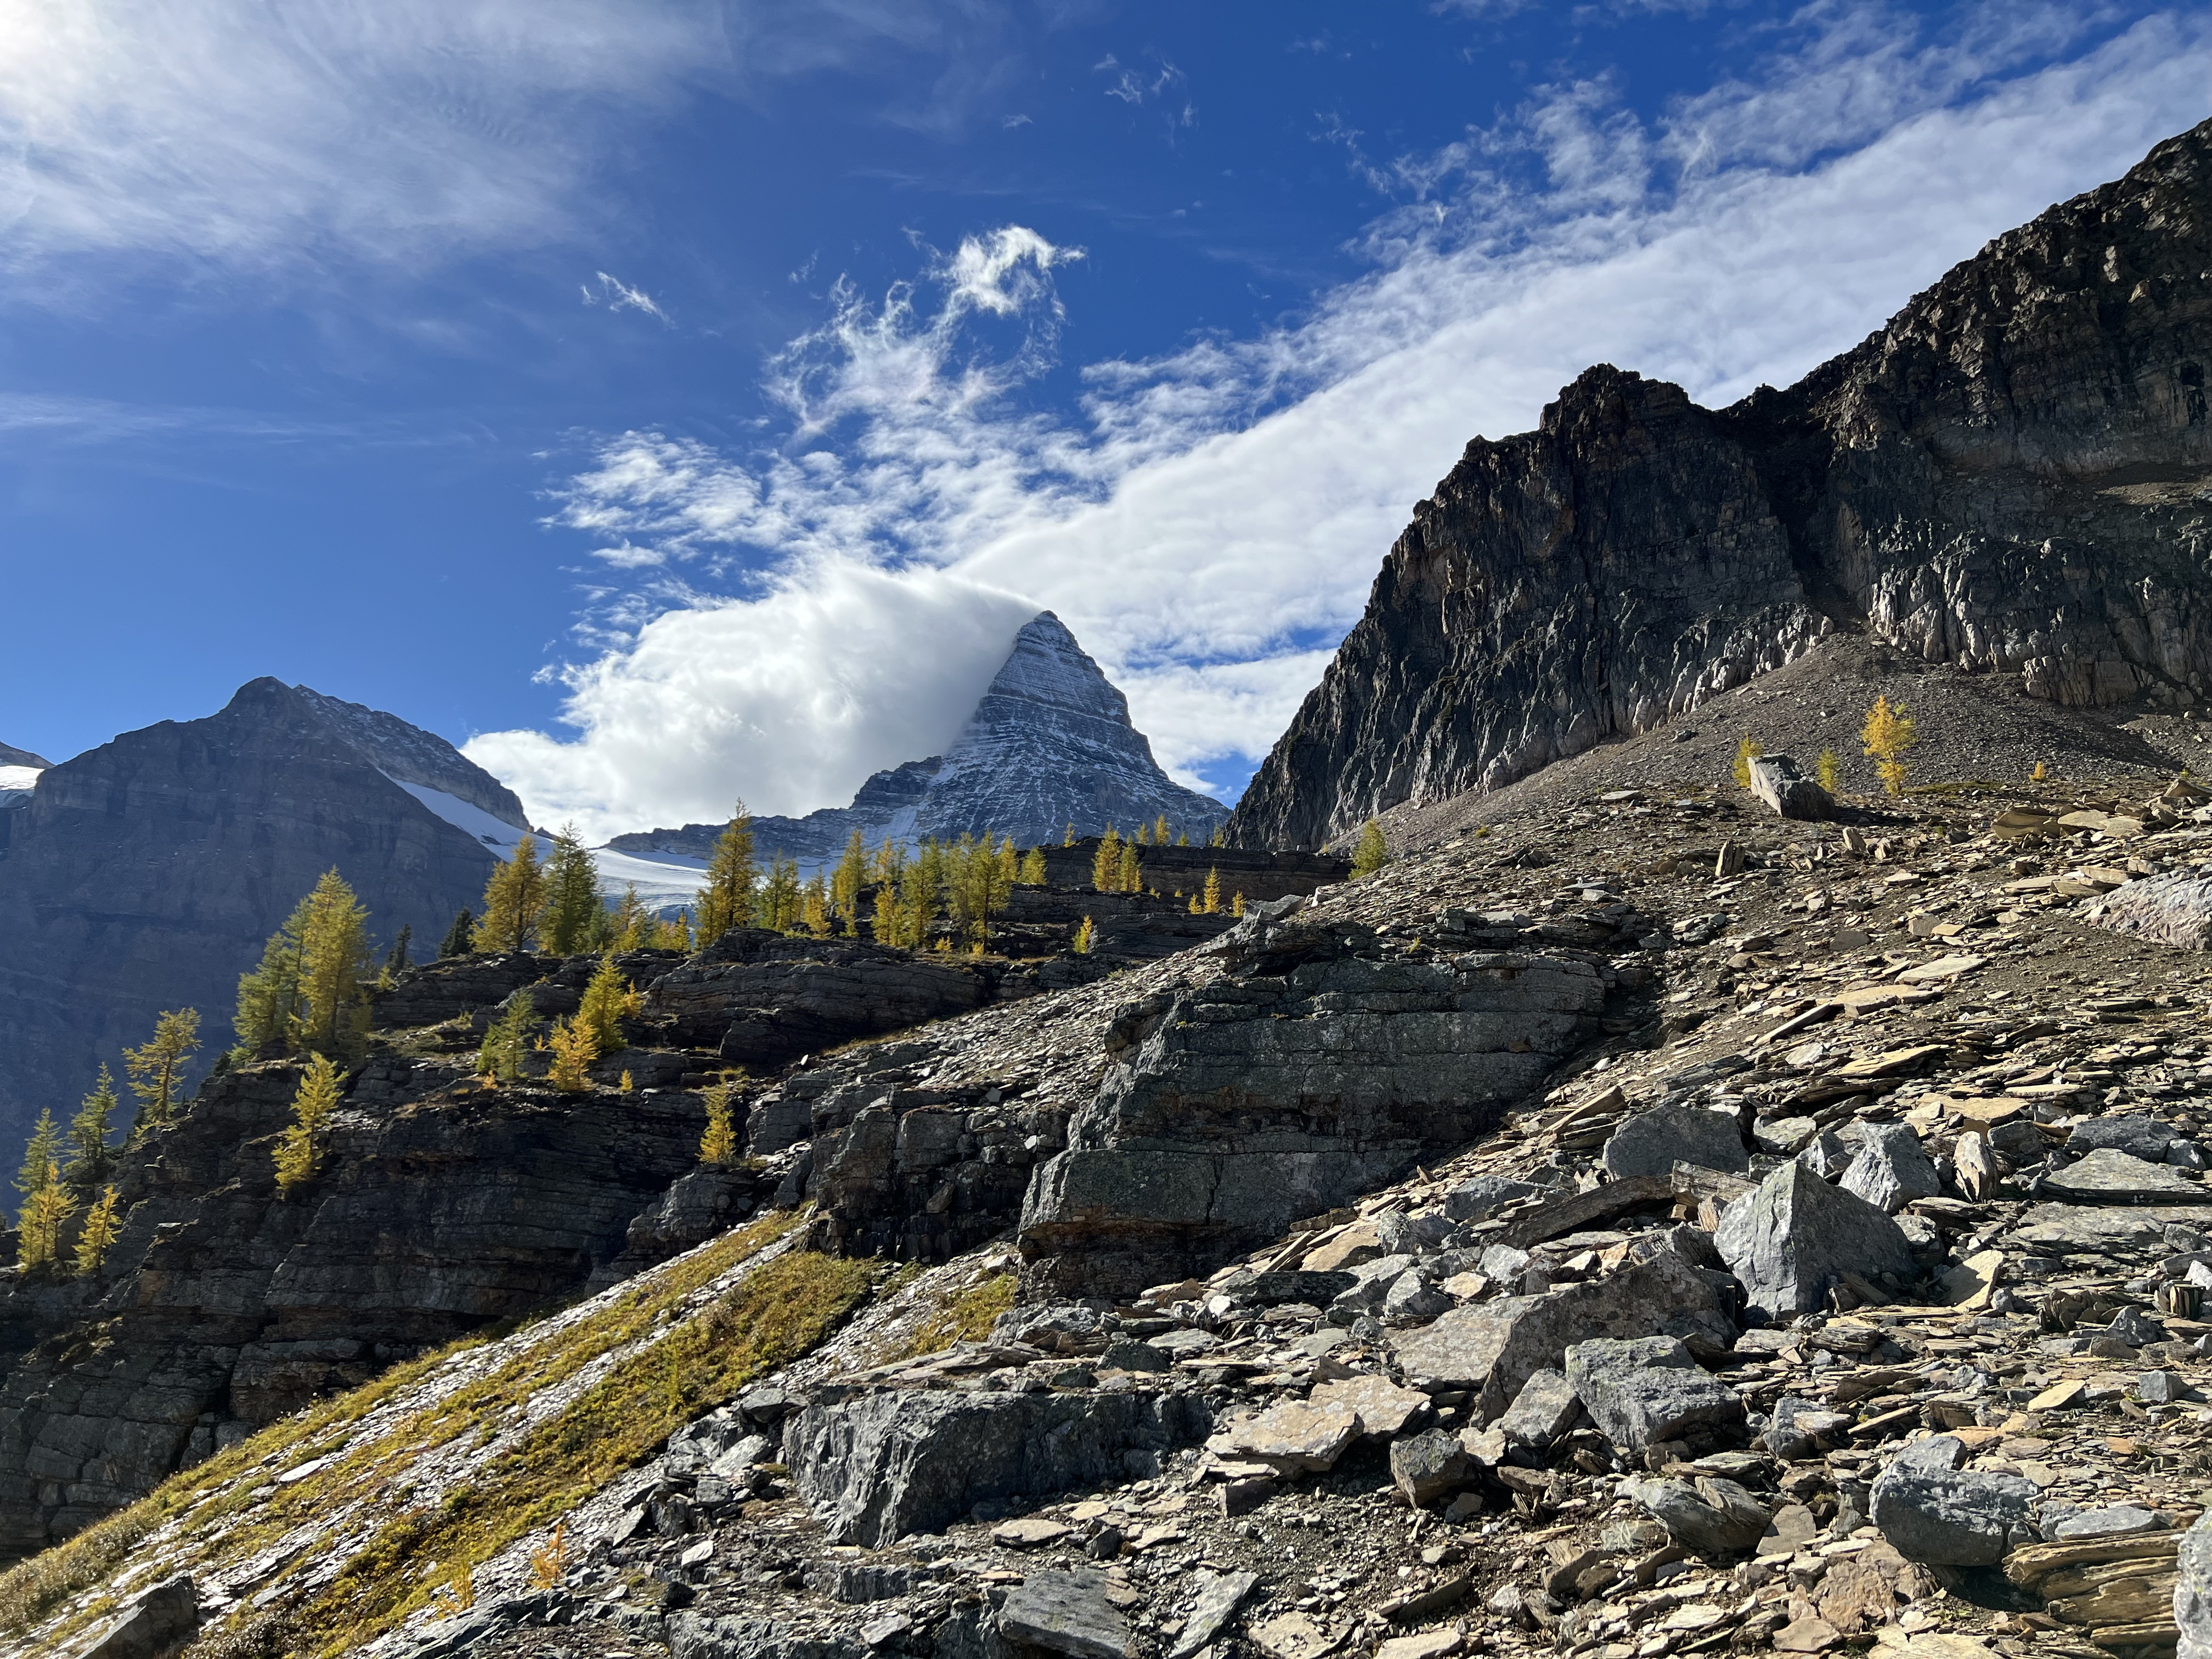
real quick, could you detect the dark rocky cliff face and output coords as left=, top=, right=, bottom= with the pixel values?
left=1232, top=117, right=2212, bottom=849
left=0, top=742, right=47, bottom=770
left=0, top=679, right=506, bottom=1151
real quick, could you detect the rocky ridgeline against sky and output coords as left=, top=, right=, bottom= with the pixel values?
left=1232, top=117, right=2212, bottom=852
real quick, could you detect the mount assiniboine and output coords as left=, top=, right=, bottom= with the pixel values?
left=610, top=610, right=1227, bottom=863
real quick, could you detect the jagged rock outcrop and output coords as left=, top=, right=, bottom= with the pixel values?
left=0, top=680, right=520, bottom=1151
left=1017, top=899, right=1629, bottom=1299
left=1233, top=117, right=2212, bottom=847
left=611, top=612, right=1227, bottom=862
left=0, top=742, right=47, bottom=770
left=0, top=1049, right=705, bottom=1556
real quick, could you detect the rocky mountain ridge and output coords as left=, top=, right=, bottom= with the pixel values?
left=1231, top=115, right=2212, bottom=850
left=613, top=613, right=1226, bottom=864
left=0, top=679, right=514, bottom=1153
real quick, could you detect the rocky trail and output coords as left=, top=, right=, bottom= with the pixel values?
left=27, top=727, right=2212, bottom=1659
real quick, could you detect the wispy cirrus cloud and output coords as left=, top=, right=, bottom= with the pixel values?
left=471, top=4, right=2212, bottom=839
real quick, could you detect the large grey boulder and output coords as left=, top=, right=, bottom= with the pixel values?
left=1870, top=1435, right=2038, bottom=1565
left=1496, top=1368, right=1584, bottom=1450
left=2068, top=1116, right=2180, bottom=1163
left=75, top=1573, right=199, bottom=1659
left=997, top=1570, right=1131, bottom=1659
left=1565, top=1336, right=1743, bottom=1455
left=1392, top=1248, right=1735, bottom=1420
left=2178, top=1508, right=2212, bottom=1659
left=1600, top=1106, right=1748, bottom=1182
left=1627, top=1476, right=1770, bottom=1556
left=786, top=1389, right=1212, bottom=1547
left=1841, top=1124, right=1942, bottom=1214
left=1746, top=755, right=1832, bottom=820
left=1443, top=1175, right=1540, bottom=1222
left=1717, top=1161, right=1916, bottom=1319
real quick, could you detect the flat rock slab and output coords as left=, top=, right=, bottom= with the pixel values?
left=1310, top=1375, right=1430, bottom=1437
left=998, top=1571, right=1131, bottom=1659
left=2044, top=1147, right=2205, bottom=1204
left=1564, top=1336, right=1742, bottom=1455
left=1717, top=1161, right=1915, bottom=1320
left=1251, top=1612, right=1342, bottom=1659
left=1216, top=1399, right=1359, bottom=1474
left=1870, top=1435, right=2036, bottom=1565
left=1169, top=1570, right=1260, bottom=1659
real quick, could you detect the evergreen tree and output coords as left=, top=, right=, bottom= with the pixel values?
left=1351, top=819, right=1388, bottom=879
left=64, top=1066, right=119, bottom=1191
left=540, top=825, right=605, bottom=956
left=1815, top=748, right=1842, bottom=794
left=948, top=834, right=1014, bottom=953
left=1203, top=867, right=1221, bottom=914
left=872, top=879, right=902, bottom=949
left=802, top=871, right=831, bottom=938
left=1117, top=842, right=1140, bottom=893
left=911, top=840, right=949, bottom=947
left=233, top=891, right=311, bottom=1060
left=273, top=1054, right=341, bottom=1195
left=475, top=834, right=548, bottom=953
left=608, top=884, right=648, bottom=951
left=1231, top=891, right=1245, bottom=916
left=576, top=954, right=636, bottom=1056
left=384, top=924, right=413, bottom=977
left=295, top=871, right=374, bottom=1059
left=1072, top=917, right=1094, bottom=954
left=830, top=832, right=868, bottom=936
left=126, top=1008, right=202, bottom=1136
left=761, top=856, right=803, bottom=932
left=996, top=834, right=1019, bottom=889
left=871, top=838, right=910, bottom=890
left=437, top=909, right=476, bottom=958
left=695, top=807, right=759, bottom=947
left=699, top=1078, right=740, bottom=1166
left=1018, top=847, right=1047, bottom=885
left=1209, top=822, right=1227, bottom=849
left=75, top=1186, right=122, bottom=1277
left=1063, top=823, right=1076, bottom=848
left=1176, top=830, right=1189, bottom=847
left=1091, top=827, right=1122, bottom=892
left=1135, top=821, right=1151, bottom=847
left=15, top=1110, right=59, bottom=1206
left=477, top=992, right=538, bottom=1084
left=1153, top=815, right=1169, bottom=844
left=656, top=911, right=693, bottom=952
left=17, top=1167, right=71, bottom=1274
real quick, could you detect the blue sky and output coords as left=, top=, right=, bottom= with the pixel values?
left=2, top=2, right=2208, bottom=836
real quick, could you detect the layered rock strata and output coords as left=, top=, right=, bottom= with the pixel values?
left=1234, top=117, right=2212, bottom=848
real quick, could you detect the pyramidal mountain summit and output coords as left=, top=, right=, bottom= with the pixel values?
left=21, top=116, right=2212, bottom=1659
left=612, top=611, right=1227, bottom=864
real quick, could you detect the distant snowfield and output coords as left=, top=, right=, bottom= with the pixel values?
left=386, top=772, right=712, bottom=915
left=0, top=764, right=40, bottom=808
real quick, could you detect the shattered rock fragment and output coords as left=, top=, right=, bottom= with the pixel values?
left=996, top=1570, right=1132, bottom=1659
left=1628, top=1475, right=1769, bottom=1555
left=1841, top=1123, right=1942, bottom=1215
left=1869, top=1434, right=2036, bottom=1565
left=1717, top=1161, right=1916, bottom=1319
left=1599, top=1105, right=1748, bottom=1182
left=1563, top=1335, right=1743, bottom=1455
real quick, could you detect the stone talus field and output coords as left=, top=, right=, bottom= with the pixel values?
left=1232, top=116, right=2212, bottom=850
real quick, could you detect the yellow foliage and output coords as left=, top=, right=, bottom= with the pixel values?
left=1072, top=917, right=1093, bottom=955
left=528, top=1519, right=569, bottom=1590
left=699, top=1080, right=740, bottom=1165
left=546, top=1017, right=595, bottom=1092
left=16, top=1166, right=71, bottom=1272
left=1203, top=867, right=1221, bottom=913
left=1351, top=819, right=1387, bottom=878
left=2032, top=759, right=2050, bottom=784
left=75, top=1187, right=122, bottom=1277
left=1861, top=695, right=1919, bottom=797
left=1731, top=737, right=1763, bottom=789
left=273, top=1055, right=341, bottom=1197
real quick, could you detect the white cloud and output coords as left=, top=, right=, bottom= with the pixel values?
left=466, top=561, right=1040, bottom=839
left=582, top=272, right=670, bottom=321
left=481, top=6, right=2212, bottom=837
left=0, top=0, right=1013, bottom=290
